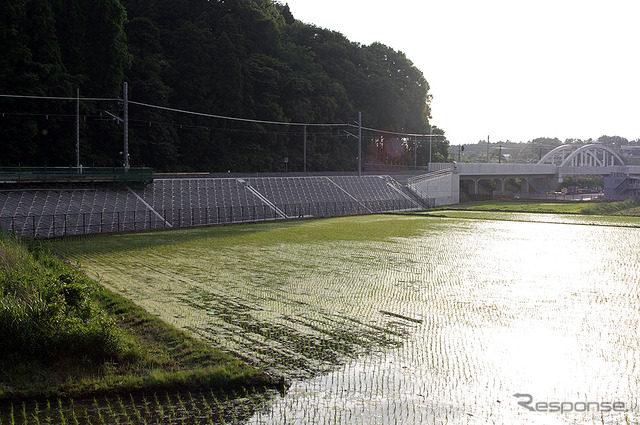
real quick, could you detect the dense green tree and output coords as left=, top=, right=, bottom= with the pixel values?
left=0, top=0, right=445, bottom=171
left=0, top=1, right=40, bottom=164
left=83, top=0, right=130, bottom=97
left=0, top=0, right=129, bottom=167
left=0, top=0, right=74, bottom=166
left=597, top=135, right=628, bottom=148
left=125, top=17, right=178, bottom=169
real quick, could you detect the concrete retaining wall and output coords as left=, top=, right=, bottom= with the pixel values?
left=408, top=172, right=460, bottom=206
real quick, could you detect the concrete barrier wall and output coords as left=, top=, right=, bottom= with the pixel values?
left=456, top=163, right=556, bottom=176
left=428, top=163, right=455, bottom=172
left=408, top=172, right=459, bottom=206
left=558, top=165, right=627, bottom=176
left=0, top=175, right=424, bottom=238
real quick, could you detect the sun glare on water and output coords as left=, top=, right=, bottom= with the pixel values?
left=57, top=214, right=640, bottom=424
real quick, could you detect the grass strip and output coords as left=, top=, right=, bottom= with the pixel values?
left=0, top=234, right=278, bottom=401
left=423, top=199, right=640, bottom=215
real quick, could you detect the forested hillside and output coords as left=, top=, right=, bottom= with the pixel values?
left=0, top=0, right=447, bottom=172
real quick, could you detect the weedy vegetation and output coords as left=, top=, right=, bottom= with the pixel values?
left=0, top=232, right=134, bottom=392
left=0, top=232, right=275, bottom=402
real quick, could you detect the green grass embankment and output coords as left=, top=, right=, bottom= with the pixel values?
left=432, top=199, right=640, bottom=215
left=0, top=233, right=276, bottom=401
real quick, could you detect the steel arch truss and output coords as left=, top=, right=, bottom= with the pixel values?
left=538, top=144, right=625, bottom=167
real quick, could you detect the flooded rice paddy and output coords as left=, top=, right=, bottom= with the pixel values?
left=13, top=212, right=640, bottom=424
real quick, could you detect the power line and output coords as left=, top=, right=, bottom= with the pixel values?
left=0, top=92, right=444, bottom=139
left=128, top=118, right=304, bottom=136
left=361, top=126, right=444, bottom=139
left=128, top=100, right=348, bottom=128
left=129, top=101, right=444, bottom=139
left=0, top=94, right=119, bottom=102
left=0, top=110, right=345, bottom=137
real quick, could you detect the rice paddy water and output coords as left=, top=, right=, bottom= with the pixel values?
left=4, top=212, right=639, bottom=424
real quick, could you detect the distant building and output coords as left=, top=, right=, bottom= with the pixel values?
left=604, top=173, right=640, bottom=200
left=620, top=145, right=640, bottom=158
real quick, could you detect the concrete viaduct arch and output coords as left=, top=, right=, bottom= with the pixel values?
left=413, top=145, right=640, bottom=203
left=538, top=144, right=625, bottom=168
left=453, top=144, right=628, bottom=197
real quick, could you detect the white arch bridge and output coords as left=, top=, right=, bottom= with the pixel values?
left=538, top=144, right=625, bottom=170
left=410, top=144, right=640, bottom=202
left=455, top=144, right=640, bottom=195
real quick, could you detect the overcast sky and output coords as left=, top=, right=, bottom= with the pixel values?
left=283, top=0, right=640, bottom=145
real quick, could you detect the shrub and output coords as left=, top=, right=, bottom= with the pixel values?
left=0, top=233, right=132, bottom=364
left=582, top=199, right=640, bottom=215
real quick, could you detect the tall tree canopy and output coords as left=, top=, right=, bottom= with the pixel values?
left=0, top=0, right=447, bottom=171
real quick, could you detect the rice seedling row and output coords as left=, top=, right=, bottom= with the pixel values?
left=0, top=390, right=277, bottom=425
left=45, top=213, right=640, bottom=424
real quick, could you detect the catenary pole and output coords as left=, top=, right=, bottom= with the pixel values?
left=76, top=88, right=80, bottom=169
left=123, top=82, right=129, bottom=169
left=487, top=135, right=490, bottom=163
left=428, top=124, right=432, bottom=170
left=358, top=111, right=362, bottom=176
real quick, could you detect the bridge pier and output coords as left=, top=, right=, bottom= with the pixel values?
left=458, top=178, right=480, bottom=195
left=469, top=178, right=478, bottom=195
left=436, top=148, right=633, bottom=202
left=520, top=177, right=529, bottom=194
left=529, top=176, right=560, bottom=193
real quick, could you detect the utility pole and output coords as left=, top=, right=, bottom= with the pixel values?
left=531, top=140, right=535, bottom=163
left=75, top=88, right=80, bottom=169
left=303, top=125, right=307, bottom=173
left=357, top=111, right=362, bottom=176
left=123, top=82, right=130, bottom=170
left=428, top=125, right=432, bottom=170
left=486, top=135, right=490, bottom=163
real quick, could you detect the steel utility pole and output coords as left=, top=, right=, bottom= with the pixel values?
left=123, top=82, right=130, bottom=170
left=303, top=125, right=307, bottom=173
left=75, top=88, right=80, bottom=169
left=357, top=111, right=362, bottom=176
left=531, top=140, right=535, bottom=163
left=486, top=135, right=490, bottom=163
left=429, top=135, right=432, bottom=167
left=429, top=127, right=432, bottom=170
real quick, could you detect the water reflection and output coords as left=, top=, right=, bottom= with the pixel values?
left=45, top=214, right=640, bottom=424
left=249, top=216, right=640, bottom=424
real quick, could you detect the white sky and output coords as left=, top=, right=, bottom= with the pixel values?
left=283, top=0, right=640, bottom=145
